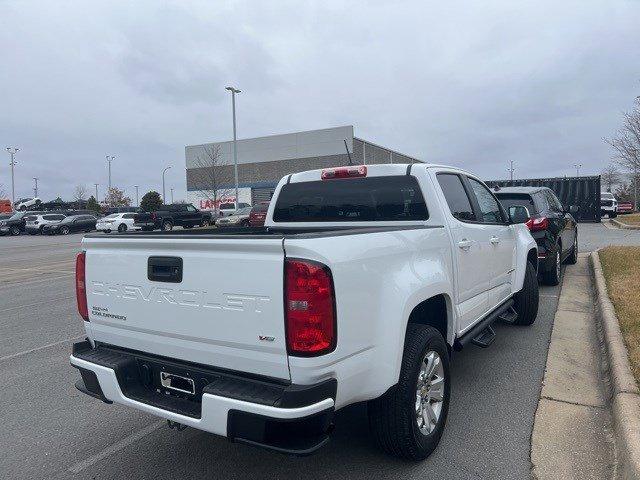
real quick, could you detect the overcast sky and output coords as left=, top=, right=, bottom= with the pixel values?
left=1, top=0, right=639, bottom=202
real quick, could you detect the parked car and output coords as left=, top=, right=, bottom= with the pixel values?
left=617, top=201, right=634, bottom=214
left=494, top=186, right=578, bottom=285
left=215, top=207, right=252, bottom=227
left=0, top=210, right=44, bottom=235
left=134, top=204, right=212, bottom=231
left=14, top=197, right=41, bottom=211
left=600, top=192, right=618, bottom=218
left=96, top=212, right=140, bottom=233
left=71, top=163, right=539, bottom=460
left=25, top=213, right=67, bottom=235
left=43, top=214, right=97, bottom=235
left=218, top=202, right=251, bottom=217
left=248, top=202, right=270, bottom=227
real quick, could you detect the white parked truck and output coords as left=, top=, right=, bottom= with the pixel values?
left=71, top=163, right=539, bottom=459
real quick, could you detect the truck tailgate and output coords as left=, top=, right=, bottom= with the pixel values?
left=82, top=235, right=290, bottom=380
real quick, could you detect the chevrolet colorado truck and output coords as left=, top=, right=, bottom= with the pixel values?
left=70, top=163, right=539, bottom=460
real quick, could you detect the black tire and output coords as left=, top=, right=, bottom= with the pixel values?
left=240, top=219, right=250, bottom=227
left=565, top=232, right=578, bottom=265
left=542, top=244, right=562, bottom=286
left=368, top=324, right=450, bottom=460
left=610, top=212, right=617, bottom=218
left=10, top=226, right=21, bottom=236
left=512, top=260, right=539, bottom=326
left=162, top=221, right=173, bottom=231
left=104, top=229, right=111, bottom=234
left=60, top=226, right=70, bottom=235
left=201, top=219, right=211, bottom=227
left=117, top=223, right=127, bottom=233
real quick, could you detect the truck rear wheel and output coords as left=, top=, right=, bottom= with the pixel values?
left=162, top=220, right=173, bottom=231
left=512, top=260, right=539, bottom=326
left=368, top=324, right=450, bottom=460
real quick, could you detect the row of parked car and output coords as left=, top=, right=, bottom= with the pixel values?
left=0, top=202, right=272, bottom=237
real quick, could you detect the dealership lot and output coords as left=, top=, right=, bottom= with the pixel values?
left=0, top=224, right=637, bottom=480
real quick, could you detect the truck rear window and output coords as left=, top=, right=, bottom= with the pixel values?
left=273, top=176, right=428, bottom=222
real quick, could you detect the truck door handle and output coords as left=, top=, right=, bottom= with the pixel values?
left=148, top=256, right=183, bottom=283
left=490, top=236, right=500, bottom=245
left=458, top=239, right=472, bottom=250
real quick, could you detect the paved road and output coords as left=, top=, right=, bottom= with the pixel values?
left=1, top=224, right=637, bottom=479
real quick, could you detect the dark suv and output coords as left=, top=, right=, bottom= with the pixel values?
left=494, top=187, right=578, bottom=285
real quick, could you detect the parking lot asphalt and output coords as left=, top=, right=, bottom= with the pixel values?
left=1, top=223, right=638, bottom=480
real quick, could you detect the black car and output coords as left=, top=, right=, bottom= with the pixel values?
left=134, top=204, right=211, bottom=231
left=494, top=186, right=578, bottom=285
left=0, top=210, right=45, bottom=236
left=43, top=214, right=97, bottom=235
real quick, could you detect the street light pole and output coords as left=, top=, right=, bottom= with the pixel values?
left=508, top=160, right=515, bottom=181
left=33, top=177, right=38, bottom=198
left=106, top=155, right=115, bottom=190
left=134, top=185, right=139, bottom=207
left=6, top=147, right=19, bottom=206
left=170, top=188, right=174, bottom=204
left=574, top=163, right=582, bottom=177
left=94, top=183, right=99, bottom=202
left=225, top=86, right=241, bottom=208
left=162, top=166, right=172, bottom=204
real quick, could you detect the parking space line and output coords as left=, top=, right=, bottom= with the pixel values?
left=0, top=273, right=75, bottom=288
left=2, top=296, right=70, bottom=313
left=0, top=335, right=85, bottom=363
left=68, top=421, right=165, bottom=474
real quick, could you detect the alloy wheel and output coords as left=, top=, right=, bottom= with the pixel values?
left=415, top=350, right=445, bottom=435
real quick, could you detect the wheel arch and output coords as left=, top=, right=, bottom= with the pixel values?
left=406, top=294, right=452, bottom=348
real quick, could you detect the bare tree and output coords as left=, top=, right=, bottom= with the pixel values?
left=190, top=144, right=235, bottom=208
left=601, top=164, right=621, bottom=192
left=74, top=185, right=87, bottom=203
left=605, top=99, right=640, bottom=172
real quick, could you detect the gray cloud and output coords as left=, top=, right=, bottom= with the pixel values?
left=0, top=0, right=639, bottom=201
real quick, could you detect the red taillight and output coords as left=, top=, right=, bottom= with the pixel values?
left=321, top=165, right=367, bottom=180
left=284, top=259, right=336, bottom=356
left=76, top=252, right=89, bottom=321
left=525, top=216, right=549, bottom=232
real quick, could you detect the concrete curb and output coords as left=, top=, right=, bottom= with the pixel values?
left=591, top=251, right=640, bottom=479
left=610, top=218, right=640, bottom=230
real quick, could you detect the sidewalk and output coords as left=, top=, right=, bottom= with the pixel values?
left=531, top=254, right=615, bottom=479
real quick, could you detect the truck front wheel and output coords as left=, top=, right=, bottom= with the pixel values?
left=512, top=260, right=539, bottom=326
left=368, top=324, right=450, bottom=460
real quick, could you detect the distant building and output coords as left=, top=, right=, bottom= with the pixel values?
left=185, top=125, right=422, bottom=210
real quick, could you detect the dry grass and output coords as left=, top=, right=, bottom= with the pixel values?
left=616, top=213, right=640, bottom=226
left=599, top=247, right=640, bottom=384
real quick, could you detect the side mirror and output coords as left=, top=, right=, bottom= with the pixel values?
left=509, top=205, right=531, bottom=224
left=569, top=205, right=579, bottom=214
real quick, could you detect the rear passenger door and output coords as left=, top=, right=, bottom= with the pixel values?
left=464, top=177, right=516, bottom=308
left=436, top=172, right=493, bottom=334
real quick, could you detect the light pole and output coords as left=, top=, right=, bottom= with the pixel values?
left=94, top=183, right=99, bottom=202
left=162, top=166, right=172, bottom=204
left=508, top=160, right=515, bottom=181
left=106, top=155, right=115, bottom=190
left=134, top=185, right=139, bottom=207
left=225, top=86, right=241, bottom=208
left=574, top=163, right=582, bottom=177
left=170, top=188, right=174, bottom=204
left=33, top=177, right=39, bottom=198
left=6, top=147, right=19, bottom=206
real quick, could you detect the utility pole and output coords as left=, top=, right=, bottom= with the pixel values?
left=574, top=163, right=582, bottom=177
left=33, top=177, right=39, bottom=198
left=6, top=147, right=19, bottom=206
left=106, top=155, right=115, bottom=190
left=162, top=166, right=172, bottom=204
left=508, top=161, right=515, bottom=181
left=225, top=86, right=241, bottom=208
left=134, top=185, right=139, bottom=207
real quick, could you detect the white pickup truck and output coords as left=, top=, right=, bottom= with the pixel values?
left=71, top=163, right=539, bottom=460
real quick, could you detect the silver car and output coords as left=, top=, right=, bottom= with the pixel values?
left=215, top=207, right=252, bottom=227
